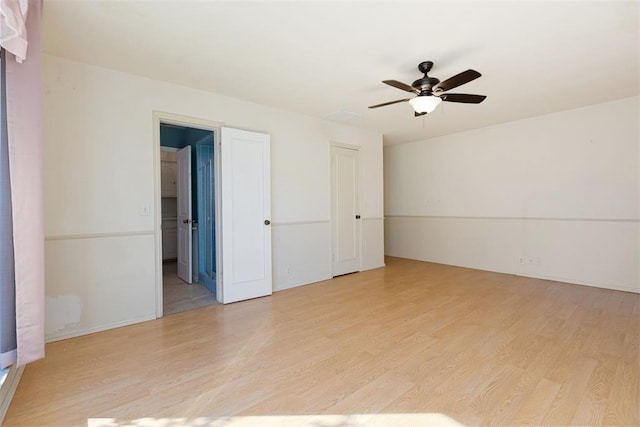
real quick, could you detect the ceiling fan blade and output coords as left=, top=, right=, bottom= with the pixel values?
left=440, top=93, right=487, bottom=104
left=414, top=112, right=427, bottom=117
left=383, top=80, right=419, bottom=94
left=435, top=69, right=481, bottom=92
left=368, top=98, right=411, bottom=109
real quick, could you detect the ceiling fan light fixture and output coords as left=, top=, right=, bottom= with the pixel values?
left=369, top=61, right=485, bottom=116
left=409, top=95, right=442, bottom=113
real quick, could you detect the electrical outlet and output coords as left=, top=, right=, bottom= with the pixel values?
left=520, top=255, right=541, bottom=266
left=286, top=267, right=294, bottom=278
left=522, top=256, right=541, bottom=265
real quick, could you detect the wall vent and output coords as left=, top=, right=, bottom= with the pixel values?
left=324, top=110, right=360, bottom=123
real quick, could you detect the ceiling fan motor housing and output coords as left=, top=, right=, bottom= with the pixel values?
left=412, top=76, right=440, bottom=91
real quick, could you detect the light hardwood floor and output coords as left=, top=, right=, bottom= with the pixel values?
left=5, top=257, right=639, bottom=426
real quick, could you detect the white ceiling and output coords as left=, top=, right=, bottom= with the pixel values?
left=42, top=1, right=639, bottom=145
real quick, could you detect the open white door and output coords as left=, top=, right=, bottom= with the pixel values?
left=331, top=145, right=360, bottom=276
left=219, top=127, right=272, bottom=304
left=177, top=145, right=192, bottom=283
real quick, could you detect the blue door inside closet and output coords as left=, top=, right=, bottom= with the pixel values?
left=196, top=137, right=216, bottom=293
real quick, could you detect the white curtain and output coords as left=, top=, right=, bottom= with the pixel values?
left=0, top=0, right=29, bottom=63
left=0, top=0, right=44, bottom=367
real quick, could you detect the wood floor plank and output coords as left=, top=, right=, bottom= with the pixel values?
left=4, top=256, right=639, bottom=427
left=571, top=354, right=618, bottom=426
left=511, top=377, right=562, bottom=426
left=465, top=363, right=525, bottom=419
left=602, top=357, right=640, bottom=426
left=540, top=357, right=599, bottom=426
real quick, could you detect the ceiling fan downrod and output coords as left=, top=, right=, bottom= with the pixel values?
left=413, top=61, right=440, bottom=91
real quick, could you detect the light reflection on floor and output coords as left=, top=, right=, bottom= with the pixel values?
left=89, top=413, right=465, bottom=427
left=0, top=367, right=7, bottom=387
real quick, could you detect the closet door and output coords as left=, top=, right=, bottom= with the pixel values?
left=176, top=146, right=192, bottom=283
left=331, top=145, right=361, bottom=276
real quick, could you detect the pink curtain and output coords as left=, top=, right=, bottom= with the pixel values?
left=3, top=0, right=44, bottom=366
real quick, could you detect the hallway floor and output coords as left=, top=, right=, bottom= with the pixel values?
left=163, top=261, right=218, bottom=315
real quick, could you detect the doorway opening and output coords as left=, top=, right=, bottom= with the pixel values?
left=159, top=123, right=218, bottom=316
left=154, top=113, right=273, bottom=313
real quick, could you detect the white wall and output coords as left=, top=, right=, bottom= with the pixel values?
left=44, top=55, right=384, bottom=341
left=385, top=96, right=639, bottom=293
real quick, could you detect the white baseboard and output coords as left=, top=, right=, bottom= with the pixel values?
left=516, top=272, right=640, bottom=294
left=0, top=365, right=25, bottom=425
left=45, top=314, right=156, bottom=343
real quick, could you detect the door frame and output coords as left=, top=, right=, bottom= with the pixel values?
left=152, top=111, right=223, bottom=318
left=329, top=141, right=363, bottom=276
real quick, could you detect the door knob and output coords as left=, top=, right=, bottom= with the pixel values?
left=183, top=219, right=191, bottom=224
left=264, top=220, right=271, bottom=225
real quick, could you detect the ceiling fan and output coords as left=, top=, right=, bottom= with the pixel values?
left=369, top=61, right=486, bottom=116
